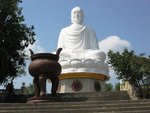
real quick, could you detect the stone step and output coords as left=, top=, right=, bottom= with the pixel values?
left=0, top=102, right=150, bottom=109
left=0, top=103, right=150, bottom=110
left=0, top=99, right=149, bottom=113
left=0, top=91, right=149, bottom=113
left=58, top=91, right=130, bottom=101
left=0, top=91, right=130, bottom=103
left=0, top=99, right=149, bottom=107
left=0, top=106, right=150, bottom=113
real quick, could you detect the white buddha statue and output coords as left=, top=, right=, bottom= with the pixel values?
left=57, top=7, right=109, bottom=76
left=57, top=7, right=106, bottom=61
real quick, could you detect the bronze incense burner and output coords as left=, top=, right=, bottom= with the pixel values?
left=28, top=48, right=62, bottom=98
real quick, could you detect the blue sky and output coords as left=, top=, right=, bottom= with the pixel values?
left=3, top=0, right=150, bottom=89
left=20, top=0, right=150, bottom=54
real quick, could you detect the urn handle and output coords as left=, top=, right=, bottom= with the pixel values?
left=29, top=49, right=34, bottom=57
left=56, top=48, right=62, bottom=56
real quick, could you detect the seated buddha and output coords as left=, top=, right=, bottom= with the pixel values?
left=57, top=7, right=109, bottom=76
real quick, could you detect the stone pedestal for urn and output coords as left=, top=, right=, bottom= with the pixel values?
left=27, top=48, right=62, bottom=103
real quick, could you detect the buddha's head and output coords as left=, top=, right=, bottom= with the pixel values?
left=71, top=7, right=84, bottom=25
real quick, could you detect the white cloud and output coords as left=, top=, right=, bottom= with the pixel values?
left=99, top=35, right=133, bottom=85
left=99, top=35, right=132, bottom=53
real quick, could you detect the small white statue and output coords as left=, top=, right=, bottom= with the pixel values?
left=57, top=6, right=106, bottom=61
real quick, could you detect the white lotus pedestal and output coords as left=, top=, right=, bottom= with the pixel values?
left=58, top=59, right=109, bottom=93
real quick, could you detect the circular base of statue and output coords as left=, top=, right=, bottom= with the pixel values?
left=58, top=73, right=108, bottom=93
left=59, top=72, right=108, bottom=80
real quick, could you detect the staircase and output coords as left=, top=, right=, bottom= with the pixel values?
left=0, top=91, right=150, bottom=113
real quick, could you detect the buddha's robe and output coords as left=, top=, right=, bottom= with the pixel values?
left=57, top=24, right=105, bottom=61
left=57, top=24, right=99, bottom=51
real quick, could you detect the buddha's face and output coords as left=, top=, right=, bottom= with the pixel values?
left=71, top=7, right=84, bottom=24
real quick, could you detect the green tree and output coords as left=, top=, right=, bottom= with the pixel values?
left=24, top=84, right=34, bottom=94
left=107, top=49, right=150, bottom=98
left=0, top=0, right=35, bottom=84
left=105, top=83, right=113, bottom=91
left=114, top=82, right=120, bottom=91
